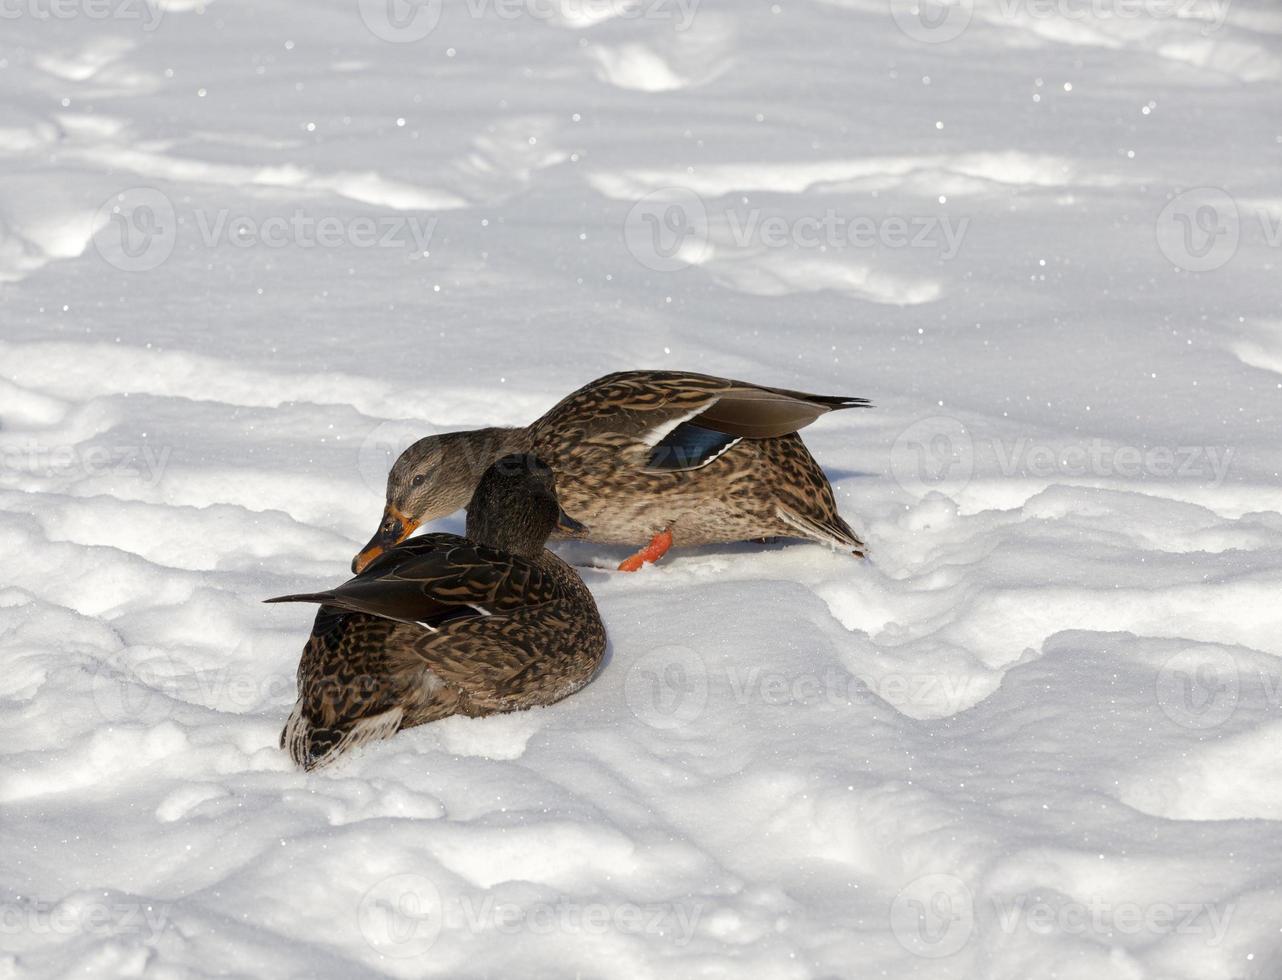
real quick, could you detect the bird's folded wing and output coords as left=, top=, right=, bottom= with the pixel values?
left=264, top=541, right=561, bottom=628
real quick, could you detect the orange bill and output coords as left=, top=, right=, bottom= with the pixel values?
left=352, top=505, right=421, bottom=574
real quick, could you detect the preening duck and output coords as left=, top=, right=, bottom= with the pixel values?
left=353, top=370, right=870, bottom=573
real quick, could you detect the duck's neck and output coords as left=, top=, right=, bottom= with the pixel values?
left=456, top=426, right=534, bottom=476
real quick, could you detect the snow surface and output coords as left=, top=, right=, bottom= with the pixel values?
left=3, top=0, right=1282, bottom=977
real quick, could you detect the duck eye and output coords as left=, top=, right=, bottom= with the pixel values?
left=411, top=474, right=426, bottom=487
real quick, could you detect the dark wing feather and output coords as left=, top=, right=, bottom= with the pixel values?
left=264, top=535, right=562, bottom=627
left=263, top=585, right=481, bottom=629
left=645, top=422, right=741, bottom=471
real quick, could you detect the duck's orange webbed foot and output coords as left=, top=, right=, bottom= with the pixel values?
left=618, top=528, right=673, bottom=572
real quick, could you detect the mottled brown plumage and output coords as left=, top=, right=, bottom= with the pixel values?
left=353, top=371, right=870, bottom=572
left=267, top=456, right=605, bottom=771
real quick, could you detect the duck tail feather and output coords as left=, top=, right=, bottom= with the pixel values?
left=263, top=592, right=334, bottom=606
left=775, top=505, right=866, bottom=557
left=282, top=704, right=405, bottom=771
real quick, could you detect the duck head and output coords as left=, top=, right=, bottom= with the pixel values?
left=352, top=432, right=483, bottom=572
left=353, top=437, right=583, bottom=572
left=465, top=454, right=581, bottom=558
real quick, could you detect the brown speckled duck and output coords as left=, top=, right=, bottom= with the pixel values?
left=267, top=454, right=605, bottom=771
left=354, top=370, right=871, bottom=574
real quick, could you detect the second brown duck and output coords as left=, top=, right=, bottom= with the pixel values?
left=354, top=370, right=870, bottom=574
left=268, top=454, right=606, bottom=771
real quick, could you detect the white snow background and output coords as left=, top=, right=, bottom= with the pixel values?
left=2, top=0, right=1281, bottom=977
